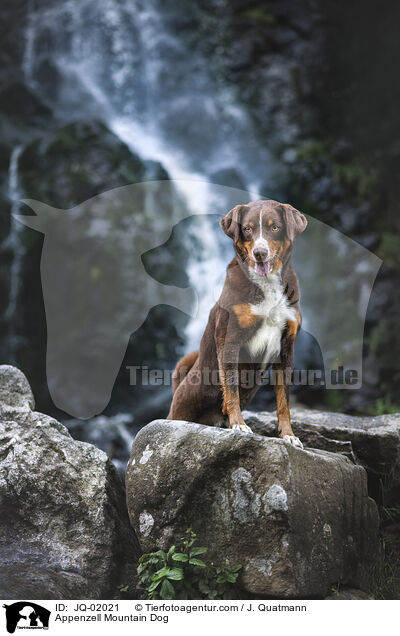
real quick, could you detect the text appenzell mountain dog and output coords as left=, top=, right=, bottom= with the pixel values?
left=167, top=199, right=307, bottom=447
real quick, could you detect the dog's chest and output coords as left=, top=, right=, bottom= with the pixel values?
left=246, top=274, right=296, bottom=361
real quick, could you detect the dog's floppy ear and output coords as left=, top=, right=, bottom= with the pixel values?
left=280, top=203, right=307, bottom=242
left=220, top=204, right=248, bottom=243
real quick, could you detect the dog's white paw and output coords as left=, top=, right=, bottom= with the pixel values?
left=231, top=423, right=253, bottom=434
left=283, top=435, right=303, bottom=449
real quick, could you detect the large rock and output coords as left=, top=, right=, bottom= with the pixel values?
left=0, top=365, right=141, bottom=599
left=0, top=363, right=35, bottom=418
left=126, top=419, right=379, bottom=598
left=244, top=408, right=400, bottom=504
left=18, top=119, right=169, bottom=208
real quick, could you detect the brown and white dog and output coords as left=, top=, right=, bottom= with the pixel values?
left=167, top=199, right=307, bottom=447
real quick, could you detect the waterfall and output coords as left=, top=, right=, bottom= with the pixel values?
left=14, top=0, right=382, bottom=456
left=6, top=145, right=24, bottom=361
left=22, top=0, right=35, bottom=87
left=20, top=0, right=273, bottom=351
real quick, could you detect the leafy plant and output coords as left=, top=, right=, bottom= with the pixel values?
left=363, top=396, right=400, bottom=416
left=137, top=529, right=242, bottom=600
left=368, top=469, right=400, bottom=600
left=329, top=583, right=341, bottom=597
left=238, top=7, right=275, bottom=26
left=381, top=504, right=400, bottom=523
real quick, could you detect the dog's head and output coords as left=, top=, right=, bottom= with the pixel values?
left=220, top=199, right=307, bottom=277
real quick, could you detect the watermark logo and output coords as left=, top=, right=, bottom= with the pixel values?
left=16, top=181, right=381, bottom=417
left=127, top=365, right=359, bottom=388
left=3, top=603, right=50, bottom=634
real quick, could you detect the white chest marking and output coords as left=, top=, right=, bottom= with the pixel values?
left=247, top=271, right=296, bottom=362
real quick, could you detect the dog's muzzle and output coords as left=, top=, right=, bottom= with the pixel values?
left=253, top=246, right=271, bottom=276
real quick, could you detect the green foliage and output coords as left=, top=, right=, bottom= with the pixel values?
left=323, top=389, right=345, bottom=412
left=112, top=583, right=132, bottom=600
left=369, top=526, right=400, bottom=599
left=137, top=529, right=242, bottom=600
left=381, top=505, right=400, bottom=523
left=155, top=341, right=166, bottom=360
left=329, top=583, right=341, bottom=597
left=363, top=396, right=400, bottom=416
left=237, top=7, right=275, bottom=26
left=333, top=161, right=377, bottom=202
left=380, top=232, right=400, bottom=268
left=294, top=140, right=327, bottom=161
left=368, top=470, right=400, bottom=600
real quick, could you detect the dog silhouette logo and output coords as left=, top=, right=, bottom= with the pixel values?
left=16, top=181, right=381, bottom=417
left=3, top=602, right=50, bottom=633
left=17, top=181, right=198, bottom=419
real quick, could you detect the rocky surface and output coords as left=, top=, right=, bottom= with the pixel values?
left=244, top=408, right=400, bottom=505
left=0, top=365, right=141, bottom=599
left=64, top=412, right=135, bottom=478
left=126, top=419, right=379, bottom=598
left=18, top=120, right=168, bottom=208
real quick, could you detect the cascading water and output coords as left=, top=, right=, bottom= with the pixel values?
left=5, top=145, right=24, bottom=362
left=10, top=0, right=380, bottom=466
left=17, top=0, right=345, bottom=465
left=21, top=0, right=275, bottom=349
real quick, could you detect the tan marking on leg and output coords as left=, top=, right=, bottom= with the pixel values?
left=273, top=373, right=294, bottom=438
left=286, top=309, right=302, bottom=338
left=223, top=387, right=242, bottom=421
left=286, top=320, right=298, bottom=338
left=219, top=366, right=247, bottom=429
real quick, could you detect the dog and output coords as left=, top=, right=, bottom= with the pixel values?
left=167, top=199, right=307, bottom=447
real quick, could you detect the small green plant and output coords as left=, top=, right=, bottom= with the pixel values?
left=364, top=396, right=400, bottom=416
left=368, top=470, right=400, bottom=600
left=137, top=529, right=242, bottom=600
left=238, top=7, right=275, bottom=26
left=330, top=583, right=341, bottom=597
left=381, top=504, right=400, bottom=523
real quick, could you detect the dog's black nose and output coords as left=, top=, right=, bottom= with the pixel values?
left=253, top=246, right=268, bottom=261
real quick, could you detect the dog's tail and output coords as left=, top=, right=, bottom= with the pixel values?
left=172, top=350, right=199, bottom=394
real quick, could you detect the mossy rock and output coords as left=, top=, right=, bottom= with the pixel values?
left=19, top=119, right=167, bottom=208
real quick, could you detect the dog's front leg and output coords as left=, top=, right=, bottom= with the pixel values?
left=219, top=349, right=252, bottom=433
left=272, top=321, right=303, bottom=448
left=215, top=307, right=252, bottom=434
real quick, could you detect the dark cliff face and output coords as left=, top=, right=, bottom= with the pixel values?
left=0, top=0, right=28, bottom=89
left=0, top=0, right=399, bottom=425
left=199, top=0, right=400, bottom=413
left=311, top=1, right=400, bottom=411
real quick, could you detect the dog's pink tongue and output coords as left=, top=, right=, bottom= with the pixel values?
left=255, top=261, right=270, bottom=276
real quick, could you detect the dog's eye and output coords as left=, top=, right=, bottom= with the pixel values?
left=271, top=224, right=280, bottom=232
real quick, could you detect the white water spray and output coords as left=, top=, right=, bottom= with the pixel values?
left=6, top=146, right=24, bottom=360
